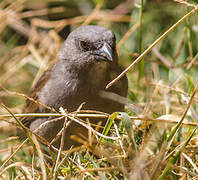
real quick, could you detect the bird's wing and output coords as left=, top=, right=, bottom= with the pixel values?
left=21, top=70, right=51, bottom=127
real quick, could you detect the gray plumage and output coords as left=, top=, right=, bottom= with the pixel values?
left=21, top=25, right=128, bottom=149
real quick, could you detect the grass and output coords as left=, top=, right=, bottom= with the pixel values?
left=0, top=0, right=198, bottom=179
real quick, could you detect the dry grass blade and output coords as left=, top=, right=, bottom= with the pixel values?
left=52, top=108, right=69, bottom=179
left=117, top=22, right=140, bottom=54
left=68, top=156, right=96, bottom=179
left=167, top=81, right=198, bottom=142
left=182, top=152, right=198, bottom=173
left=152, top=47, right=172, bottom=68
left=32, top=134, right=47, bottom=180
left=0, top=89, right=58, bottom=113
left=174, top=0, right=197, bottom=7
left=20, top=7, right=65, bottom=18
left=114, top=123, right=126, bottom=157
left=66, top=114, right=119, bottom=140
left=82, top=3, right=102, bottom=25
left=187, top=52, right=198, bottom=70
left=1, top=112, right=198, bottom=127
left=0, top=139, right=28, bottom=172
left=158, top=128, right=197, bottom=179
left=32, top=12, right=132, bottom=31
left=0, top=162, right=32, bottom=178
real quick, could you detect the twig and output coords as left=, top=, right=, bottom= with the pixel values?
left=1, top=113, right=198, bottom=127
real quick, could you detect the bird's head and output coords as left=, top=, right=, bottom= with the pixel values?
left=59, top=25, right=117, bottom=70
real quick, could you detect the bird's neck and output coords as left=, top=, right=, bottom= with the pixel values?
left=55, top=59, right=109, bottom=88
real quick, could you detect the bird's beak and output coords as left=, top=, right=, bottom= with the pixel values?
left=93, top=42, right=113, bottom=62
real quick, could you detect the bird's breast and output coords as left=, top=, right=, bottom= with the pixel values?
left=87, top=61, right=109, bottom=88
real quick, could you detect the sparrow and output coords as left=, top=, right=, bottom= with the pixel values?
left=21, top=25, right=128, bottom=149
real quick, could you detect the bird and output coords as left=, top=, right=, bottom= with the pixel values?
left=21, top=25, right=128, bottom=150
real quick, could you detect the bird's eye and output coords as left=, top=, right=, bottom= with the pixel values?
left=79, top=40, right=91, bottom=51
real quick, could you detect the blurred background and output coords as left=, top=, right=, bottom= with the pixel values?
left=0, top=0, right=198, bottom=178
